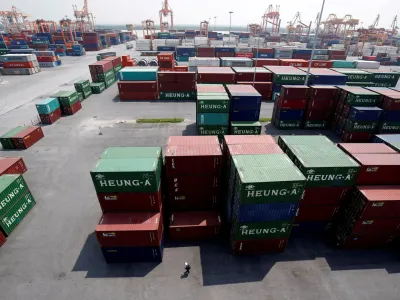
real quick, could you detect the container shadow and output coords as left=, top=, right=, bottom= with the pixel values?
left=72, top=233, right=160, bottom=278
left=182, top=123, right=197, bottom=136
left=264, top=123, right=340, bottom=142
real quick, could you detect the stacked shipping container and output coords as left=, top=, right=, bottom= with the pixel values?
left=53, top=91, right=82, bottom=116
left=89, top=60, right=116, bottom=89
left=74, top=79, right=92, bottom=101
left=35, top=98, right=62, bottom=125
left=304, top=86, right=338, bottom=129
left=233, top=67, right=273, bottom=101
left=265, top=66, right=307, bottom=101
left=0, top=54, right=41, bottom=75
left=159, top=71, right=196, bottom=100
left=117, top=67, right=158, bottom=100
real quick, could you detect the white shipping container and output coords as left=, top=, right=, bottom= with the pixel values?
left=210, top=40, right=224, bottom=46
left=189, top=57, right=220, bottom=67
left=355, top=60, right=380, bottom=69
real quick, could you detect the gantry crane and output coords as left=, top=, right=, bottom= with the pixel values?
left=248, top=23, right=261, bottom=35
left=35, top=19, right=58, bottom=33
left=159, top=0, right=173, bottom=32
left=73, top=0, right=95, bottom=31
left=0, top=6, right=31, bottom=33
left=142, top=19, right=156, bottom=38
left=286, top=12, right=312, bottom=43
left=369, top=14, right=380, bottom=29
left=386, top=15, right=398, bottom=45
left=199, top=21, right=209, bottom=37
left=262, top=5, right=281, bottom=33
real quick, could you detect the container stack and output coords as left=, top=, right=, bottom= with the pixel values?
left=136, top=39, right=151, bottom=51
left=312, top=49, right=329, bottom=60
left=233, top=67, right=273, bottom=101
left=35, top=98, right=62, bottom=125
left=74, top=79, right=92, bottom=101
left=328, top=50, right=346, bottom=60
left=297, top=68, right=348, bottom=85
left=227, top=152, right=306, bottom=254
left=226, top=85, right=262, bottom=134
left=196, top=47, right=215, bottom=58
left=274, top=48, right=293, bottom=59
left=91, top=147, right=164, bottom=263
left=278, top=136, right=360, bottom=236
left=272, top=85, right=309, bottom=129
left=197, top=67, right=236, bottom=84
left=215, top=46, right=235, bottom=58
left=53, top=91, right=81, bottom=116
left=166, top=136, right=222, bottom=241
left=196, top=84, right=230, bottom=139
left=117, top=67, right=158, bottom=101
left=330, top=68, right=373, bottom=87
left=158, top=71, right=196, bottom=101
left=292, top=49, right=312, bottom=60
left=0, top=174, right=36, bottom=239
left=253, top=58, right=280, bottom=67
left=304, top=86, right=338, bottom=129
left=89, top=60, right=116, bottom=89
left=176, top=46, right=196, bottom=62
left=0, top=157, right=27, bottom=176
left=0, top=54, right=40, bottom=75
left=90, top=82, right=106, bottom=94
left=102, top=56, right=123, bottom=75
left=82, top=32, right=101, bottom=51
left=71, top=44, right=85, bottom=56
left=265, top=66, right=307, bottom=100
left=157, top=52, right=174, bottom=71
left=33, top=50, right=61, bottom=68
left=253, top=48, right=274, bottom=58
left=335, top=143, right=400, bottom=248
left=331, top=87, right=381, bottom=142
left=362, top=69, right=400, bottom=88
left=1, top=126, right=44, bottom=150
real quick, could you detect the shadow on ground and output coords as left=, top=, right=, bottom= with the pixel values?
left=72, top=233, right=160, bottom=278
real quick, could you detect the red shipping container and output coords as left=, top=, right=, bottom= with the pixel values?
left=329, top=50, right=346, bottom=55
left=158, top=82, right=196, bottom=92
left=37, top=56, right=56, bottom=62
left=157, top=53, right=174, bottom=62
left=381, top=96, right=400, bottom=110
left=97, top=187, right=162, bottom=212
left=159, top=61, right=174, bottom=69
left=305, top=109, right=331, bottom=120
left=296, top=204, right=340, bottom=222
left=121, top=55, right=130, bottom=63
left=302, top=187, right=349, bottom=205
left=167, top=136, right=220, bottom=146
left=350, top=218, right=400, bottom=235
left=280, top=85, right=310, bottom=101
left=341, top=233, right=394, bottom=249
left=103, top=56, right=122, bottom=67
left=237, top=82, right=273, bottom=100
left=310, top=60, right=333, bottom=68
left=11, top=126, right=44, bottom=150
left=234, top=71, right=272, bottom=82
left=96, top=212, right=163, bottom=247
left=354, top=186, right=400, bottom=218
left=118, top=81, right=157, bottom=92
left=89, top=60, right=113, bottom=74
left=158, top=68, right=174, bottom=72
left=3, top=61, right=34, bottom=68
left=330, top=55, right=347, bottom=60
left=167, top=174, right=220, bottom=191
left=280, top=98, right=307, bottom=110
left=232, top=238, right=287, bottom=255
left=338, top=143, right=397, bottom=155
left=352, top=154, right=400, bottom=185
left=0, top=231, right=5, bottom=248
left=62, top=100, right=82, bottom=115
left=279, top=59, right=308, bottom=67
left=39, top=108, right=61, bottom=125
left=197, top=52, right=215, bottom=57
left=158, top=72, right=196, bottom=83
left=255, top=59, right=280, bottom=67
left=197, top=47, right=215, bottom=54
left=362, top=56, right=377, bottom=61
left=168, top=192, right=219, bottom=211
left=197, top=73, right=236, bottom=84
left=197, top=85, right=227, bottom=93
left=0, top=157, right=27, bottom=175
left=165, top=144, right=222, bottom=176
left=169, top=211, right=221, bottom=240
left=174, top=66, right=188, bottom=72
left=235, top=52, right=254, bottom=58
left=119, top=92, right=158, bottom=101
left=307, top=98, right=335, bottom=111
left=215, top=52, right=234, bottom=58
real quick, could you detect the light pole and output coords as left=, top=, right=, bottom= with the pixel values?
left=229, top=11, right=233, bottom=35
left=214, top=16, right=217, bottom=31
left=304, top=0, right=326, bottom=85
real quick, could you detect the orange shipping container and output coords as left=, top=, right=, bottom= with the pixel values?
left=3, top=61, right=34, bottom=68
left=174, top=66, right=188, bottom=72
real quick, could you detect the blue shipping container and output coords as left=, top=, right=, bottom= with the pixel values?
left=349, top=106, right=383, bottom=121
left=157, top=46, right=175, bottom=51
left=230, top=96, right=262, bottom=111
left=291, top=221, right=331, bottom=236
left=382, top=111, right=400, bottom=122
left=309, top=75, right=347, bottom=85
left=101, top=242, right=164, bottom=263
left=233, top=202, right=298, bottom=223
left=254, top=53, right=274, bottom=58
left=276, top=109, right=304, bottom=120
left=230, top=109, right=260, bottom=121
left=35, top=98, right=60, bottom=114
left=197, top=113, right=229, bottom=125
left=215, top=47, right=235, bottom=53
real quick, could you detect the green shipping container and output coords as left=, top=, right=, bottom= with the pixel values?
left=379, top=122, right=400, bottom=133
left=274, top=120, right=302, bottom=129
left=331, top=68, right=373, bottom=82
left=0, top=191, right=36, bottom=236
left=197, top=95, right=230, bottom=113
left=373, top=82, right=397, bottom=88
left=82, top=86, right=93, bottom=99
left=114, top=64, right=123, bottom=74
left=286, top=143, right=346, bottom=162
left=230, top=154, right=306, bottom=204
left=231, top=220, right=293, bottom=240
left=344, top=120, right=378, bottom=133
left=74, top=79, right=91, bottom=92
left=176, top=56, right=189, bottom=62
left=342, top=87, right=380, bottom=106
left=331, top=60, right=356, bottom=68
left=346, top=82, right=374, bottom=87
left=278, top=135, right=333, bottom=152
left=77, top=92, right=83, bottom=102
left=57, top=91, right=79, bottom=107
left=0, top=175, right=29, bottom=218
left=104, top=76, right=116, bottom=88
left=197, top=113, right=229, bottom=126
left=91, top=82, right=106, bottom=94
left=97, top=69, right=115, bottom=82
left=197, top=125, right=229, bottom=136
left=303, top=120, right=328, bottom=129
left=266, top=66, right=307, bottom=84
left=291, top=145, right=360, bottom=187
left=90, top=158, right=161, bottom=193
left=230, top=121, right=262, bottom=135
left=361, top=69, right=400, bottom=83
left=159, top=92, right=196, bottom=100
left=0, top=126, right=28, bottom=150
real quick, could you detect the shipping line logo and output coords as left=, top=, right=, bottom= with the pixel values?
left=95, top=174, right=153, bottom=187
left=2, top=196, right=32, bottom=228
left=245, top=185, right=301, bottom=197
left=305, top=169, right=358, bottom=182
left=0, top=183, right=26, bottom=211
left=239, top=224, right=289, bottom=236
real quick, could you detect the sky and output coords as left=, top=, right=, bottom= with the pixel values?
left=0, top=0, right=398, bottom=29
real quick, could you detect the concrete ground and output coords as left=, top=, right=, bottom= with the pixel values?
left=0, top=44, right=399, bottom=300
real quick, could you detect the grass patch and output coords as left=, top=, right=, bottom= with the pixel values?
left=259, top=118, right=272, bottom=122
left=136, top=118, right=185, bottom=123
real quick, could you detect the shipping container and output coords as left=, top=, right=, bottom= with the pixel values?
left=230, top=121, right=262, bottom=135
left=90, top=157, right=161, bottom=193
left=309, top=85, right=339, bottom=100
left=11, top=126, right=44, bottom=149
left=39, top=108, right=62, bottom=125
left=232, top=201, right=298, bottom=222
left=331, top=68, right=373, bottom=83
left=35, top=97, right=60, bottom=114
left=280, top=85, right=310, bottom=100
left=167, top=136, right=219, bottom=146
left=231, top=220, right=293, bottom=240
left=0, top=231, right=5, bottom=247
left=0, top=126, right=28, bottom=150
left=291, top=221, right=332, bottom=236
left=338, top=143, right=397, bottom=155
left=338, top=233, right=394, bottom=249
left=0, top=175, right=29, bottom=218
left=197, top=84, right=227, bottom=93
left=169, top=211, right=221, bottom=240
left=61, top=99, right=82, bottom=115
left=295, top=204, right=340, bottom=222
left=96, top=212, right=163, bottom=247
left=197, top=95, right=230, bottom=113
left=265, top=66, right=307, bottom=84
left=197, top=125, right=229, bottom=137
left=232, top=238, right=287, bottom=254
left=0, top=157, right=27, bottom=176
left=165, top=144, right=222, bottom=176
left=197, top=113, right=230, bottom=125
left=302, top=186, right=349, bottom=205
left=232, top=67, right=272, bottom=82
left=278, top=135, right=333, bottom=152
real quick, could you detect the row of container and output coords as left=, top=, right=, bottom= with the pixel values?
left=0, top=53, right=41, bottom=75
left=0, top=126, right=44, bottom=150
